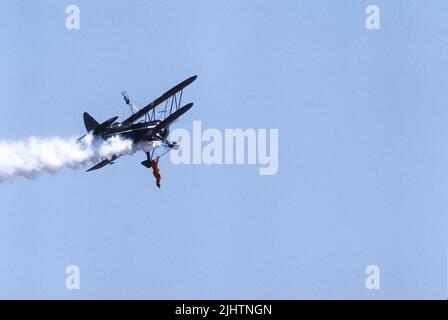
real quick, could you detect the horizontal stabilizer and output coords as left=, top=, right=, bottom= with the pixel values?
left=93, top=116, right=118, bottom=135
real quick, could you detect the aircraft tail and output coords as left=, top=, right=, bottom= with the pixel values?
left=83, top=112, right=100, bottom=132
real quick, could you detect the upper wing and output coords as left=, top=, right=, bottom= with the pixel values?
left=121, top=75, right=197, bottom=125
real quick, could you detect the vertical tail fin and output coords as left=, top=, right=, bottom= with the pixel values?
left=83, top=112, right=100, bottom=132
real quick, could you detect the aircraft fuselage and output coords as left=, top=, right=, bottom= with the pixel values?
left=100, top=120, right=169, bottom=144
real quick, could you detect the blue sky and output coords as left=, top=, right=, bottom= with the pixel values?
left=0, top=0, right=447, bottom=299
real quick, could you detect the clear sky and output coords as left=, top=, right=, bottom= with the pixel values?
left=0, top=0, right=447, bottom=299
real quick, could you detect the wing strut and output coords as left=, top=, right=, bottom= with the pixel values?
left=121, top=75, right=197, bottom=125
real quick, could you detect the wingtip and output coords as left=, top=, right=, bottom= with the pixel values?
left=187, top=75, right=198, bottom=82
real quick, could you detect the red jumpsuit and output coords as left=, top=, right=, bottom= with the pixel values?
left=151, top=156, right=161, bottom=188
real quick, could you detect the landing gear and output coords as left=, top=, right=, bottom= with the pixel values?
left=141, top=151, right=155, bottom=168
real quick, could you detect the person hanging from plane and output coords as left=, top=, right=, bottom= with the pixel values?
left=150, top=156, right=161, bottom=188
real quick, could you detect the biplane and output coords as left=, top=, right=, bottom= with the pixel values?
left=80, top=75, right=197, bottom=173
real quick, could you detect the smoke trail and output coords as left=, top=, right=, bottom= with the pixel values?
left=0, top=134, right=137, bottom=182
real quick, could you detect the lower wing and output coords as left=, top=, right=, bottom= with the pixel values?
left=86, top=155, right=119, bottom=172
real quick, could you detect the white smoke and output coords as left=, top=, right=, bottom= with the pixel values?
left=0, top=134, right=139, bottom=182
